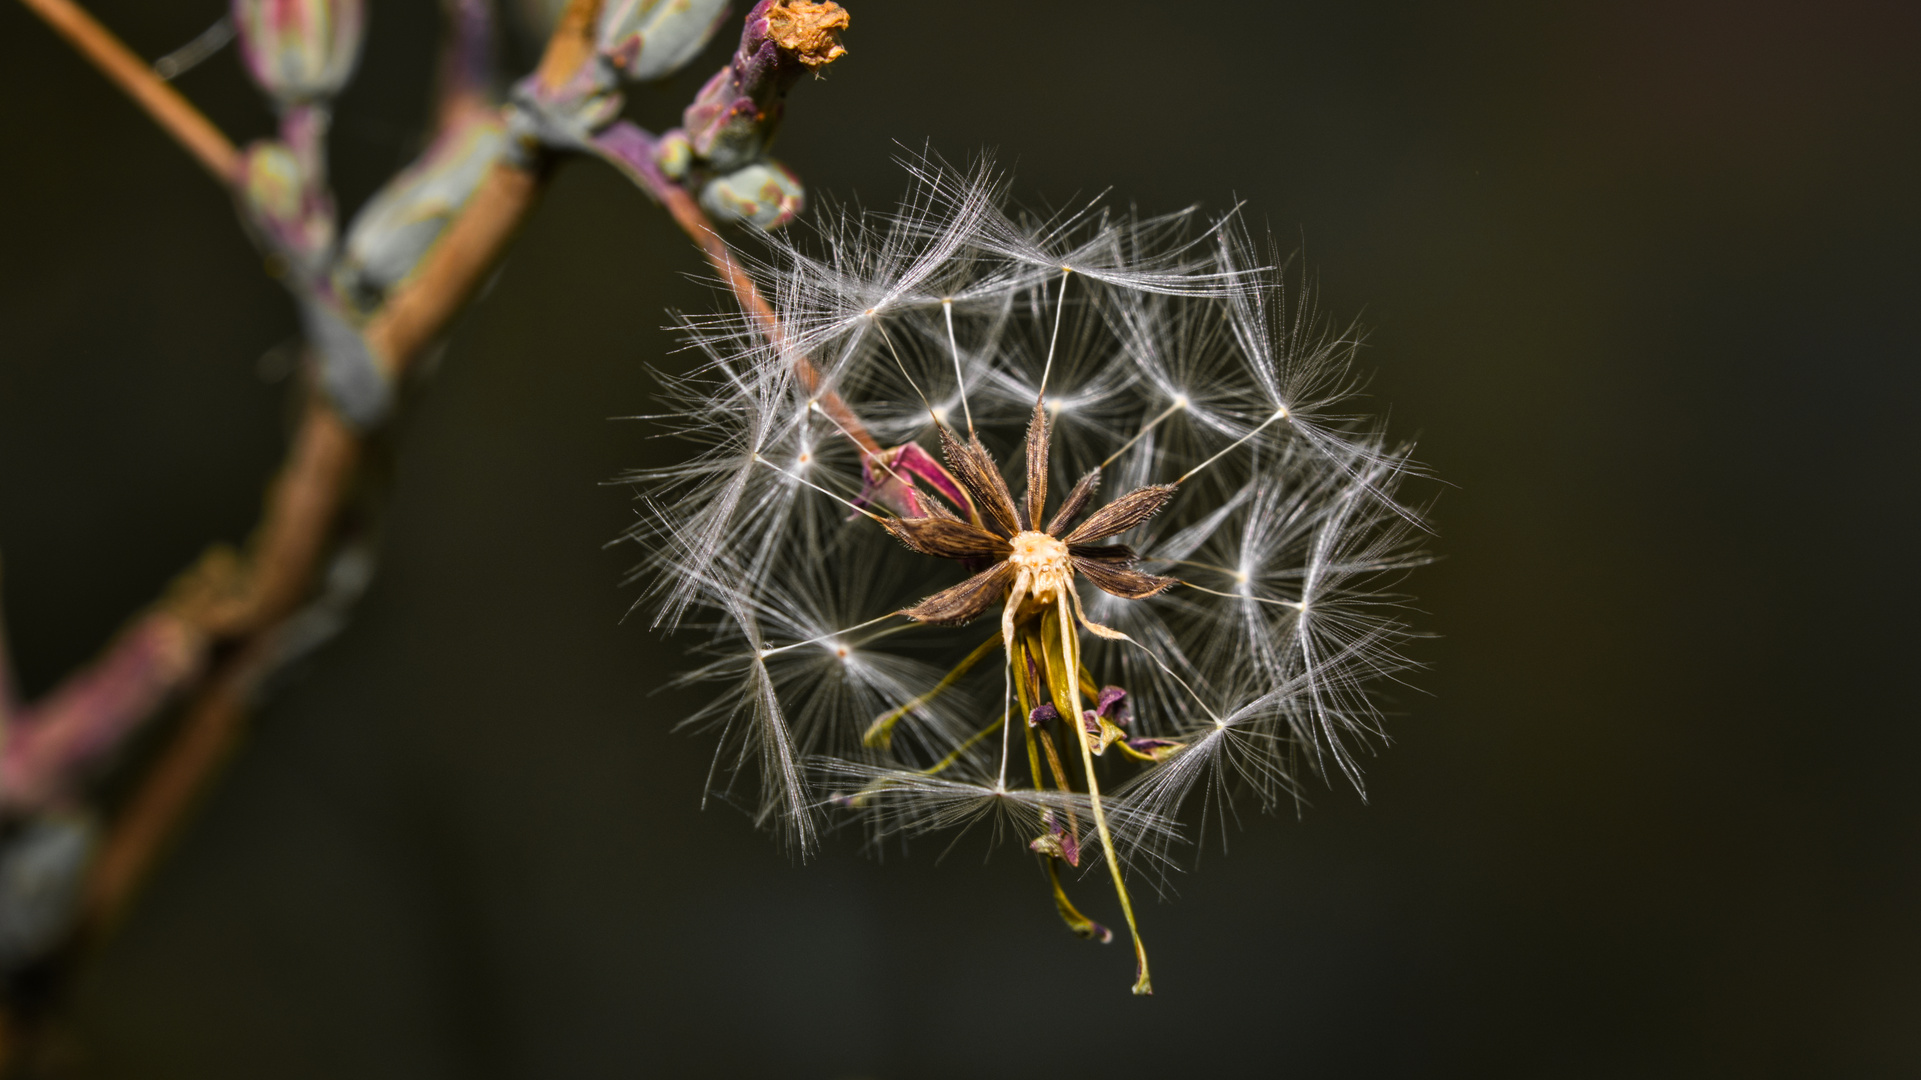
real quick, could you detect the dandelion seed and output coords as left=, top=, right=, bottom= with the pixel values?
left=626, top=157, right=1428, bottom=994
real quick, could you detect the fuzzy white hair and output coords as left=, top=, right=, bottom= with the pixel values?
left=618, top=156, right=1429, bottom=895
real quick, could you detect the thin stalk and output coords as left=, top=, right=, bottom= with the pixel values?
left=1056, top=589, right=1151, bottom=994
left=942, top=299, right=973, bottom=433
left=648, top=177, right=881, bottom=457
left=1100, top=397, right=1187, bottom=469
left=1045, top=857, right=1110, bottom=942
left=1175, top=407, right=1289, bottom=484
left=862, top=634, right=999, bottom=747
left=1036, top=269, right=1071, bottom=397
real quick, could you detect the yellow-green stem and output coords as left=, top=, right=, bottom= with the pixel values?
left=1015, top=644, right=1044, bottom=791
left=1045, top=857, right=1111, bottom=942
left=919, top=716, right=1003, bottom=777
left=863, top=633, right=998, bottom=747
left=1057, top=590, right=1152, bottom=994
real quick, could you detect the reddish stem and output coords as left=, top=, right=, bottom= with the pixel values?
left=594, top=121, right=879, bottom=456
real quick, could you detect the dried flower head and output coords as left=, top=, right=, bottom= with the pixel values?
left=621, top=157, right=1428, bottom=994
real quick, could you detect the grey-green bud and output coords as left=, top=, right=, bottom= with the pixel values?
left=699, top=158, right=805, bottom=230
left=232, top=0, right=366, bottom=103
left=598, top=0, right=730, bottom=82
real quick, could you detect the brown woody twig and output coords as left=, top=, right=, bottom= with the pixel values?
left=2, top=0, right=857, bottom=1068
left=3, top=0, right=603, bottom=988
left=14, top=0, right=238, bottom=182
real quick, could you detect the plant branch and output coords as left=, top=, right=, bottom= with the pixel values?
left=15, top=0, right=238, bottom=182
left=65, top=0, right=603, bottom=905
left=77, top=630, right=273, bottom=940
left=594, top=121, right=879, bottom=456
left=0, top=2, right=870, bottom=1059
left=434, top=0, right=495, bottom=132
left=366, top=163, right=544, bottom=377
left=666, top=183, right=882, bottom=456
left=1, top=0, right=603, bottom=804
left=0, top=0, right=607, bottom=917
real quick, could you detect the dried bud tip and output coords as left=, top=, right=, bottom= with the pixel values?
left=1084, top=714, right=1126, bottom=755
left=764, top=0, right=849, bottom=70
left=1030, top=823, right=1081, bottom=867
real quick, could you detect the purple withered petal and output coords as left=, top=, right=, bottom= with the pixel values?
left=892, top=441, right=972, bottom=516
left=1095, top=685, right=1128, bottom=723
left=1124, top=737, right=1184, bottom=762
left=1028, top=813, right=1082, bottom=867
left=859, top=442, right=974, bottom=519
left=1082, top=713, right=1125, bottom=754
left=1028, top=702, right=1060, bottom=727
left=855, top=449, right=921, bottom=517
left=1057, top=824, right=1081, bottom=868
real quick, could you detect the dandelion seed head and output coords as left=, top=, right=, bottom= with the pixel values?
left=623, top=153, right=1431, bottom=986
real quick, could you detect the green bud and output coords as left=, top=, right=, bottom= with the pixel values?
left=334, top=117, right=508, bottom=312
left=232, top=0, right=366, bottom=103
left=240, top=139, right=334, bottom=273
left=655, top=130, right=693, bottom=181
left=598, top=0, right=730, bottom=82
left=698, top=158, right=804, bottom=231
left=0, top=813, right=96, bottom=971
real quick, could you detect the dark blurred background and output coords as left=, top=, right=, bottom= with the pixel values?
left=2, top=0, right=1918, bottom=1075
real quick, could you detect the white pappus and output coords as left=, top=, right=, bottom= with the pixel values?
left=617, top=155, right=1430, bottom=994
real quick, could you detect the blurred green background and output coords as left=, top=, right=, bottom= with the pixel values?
left=1, top=0, right=1917, bottom=1075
